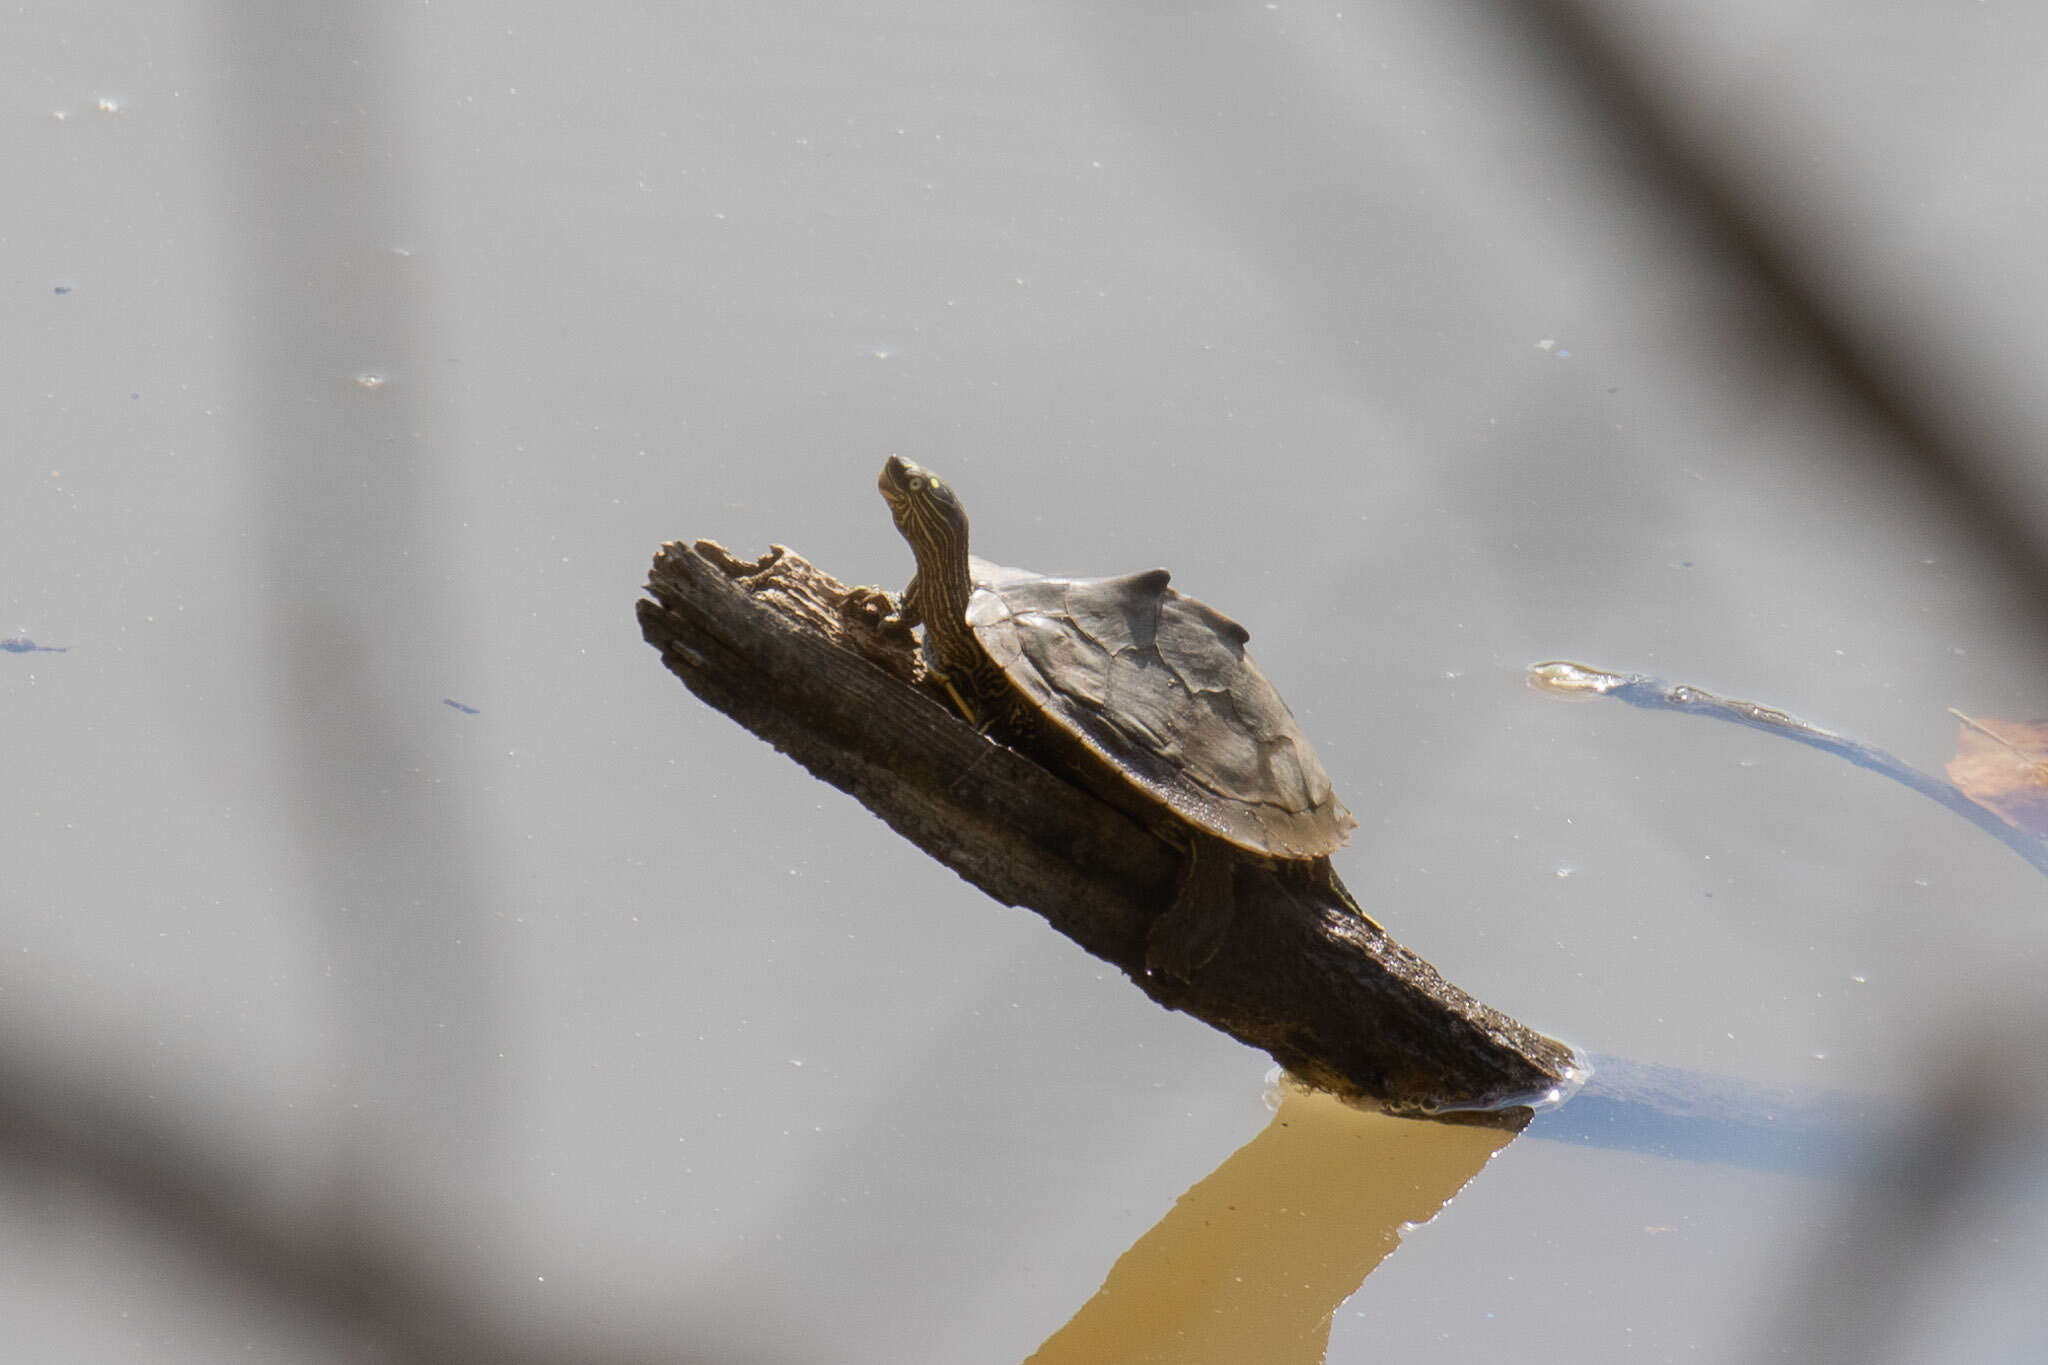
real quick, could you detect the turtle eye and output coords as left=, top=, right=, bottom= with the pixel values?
left=907, top=475, right=926, bottom=492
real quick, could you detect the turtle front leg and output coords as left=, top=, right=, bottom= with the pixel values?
left=1146, top=834, right=1237, bottom=980
left=890, top=571, right=925, bottom=630
left=886, top=571, right=984, bottom=726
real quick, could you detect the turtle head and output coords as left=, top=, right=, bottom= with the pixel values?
left=879, top=456, right=978, bottom=665
left=878, top=455, right=971, bottom=570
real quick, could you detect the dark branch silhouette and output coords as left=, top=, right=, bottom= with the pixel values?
left=1510, top=0, right=2048, bottom=618
left=0, top=1049, right=715, bottom=1365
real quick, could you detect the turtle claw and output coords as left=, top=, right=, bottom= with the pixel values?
left=839, top=585, right=904, bottom=633
left=927, top=666, right=983, bottom=728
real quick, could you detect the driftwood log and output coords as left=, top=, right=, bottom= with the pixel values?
left=638, top=539, right=1577, bottom=1124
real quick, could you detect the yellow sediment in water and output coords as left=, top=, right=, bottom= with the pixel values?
left=1026, top=1082, right=1519, bottom=1363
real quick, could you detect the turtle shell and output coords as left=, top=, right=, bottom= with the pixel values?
left=965, top=556, right=1355, bottom=860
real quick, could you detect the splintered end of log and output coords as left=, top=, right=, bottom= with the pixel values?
left=639, top=539, right=1580, bottom=1125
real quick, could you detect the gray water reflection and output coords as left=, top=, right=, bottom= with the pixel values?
left=7, top=1, right=2048, bottom=1362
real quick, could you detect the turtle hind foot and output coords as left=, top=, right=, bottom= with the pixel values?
left=1145, top=837, right=1236, bottom=981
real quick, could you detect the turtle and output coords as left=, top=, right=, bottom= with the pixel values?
left=876, top=454, right=1356, bottom=978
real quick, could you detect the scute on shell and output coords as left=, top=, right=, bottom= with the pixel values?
left=966, top=556, right=1354, bottom=859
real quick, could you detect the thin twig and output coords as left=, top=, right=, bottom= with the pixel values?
left=1529, top=660, right=2048, bottom=878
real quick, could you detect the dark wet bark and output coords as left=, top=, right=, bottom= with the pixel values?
left=638, top=539, right=1577, bottom=1124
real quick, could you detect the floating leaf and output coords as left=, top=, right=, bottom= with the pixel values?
left=1946, top=710, right=2048, bottom=835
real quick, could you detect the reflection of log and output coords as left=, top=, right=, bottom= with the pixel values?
left=1027, top=1081, right=1517, bottom=1362
left=638, top=540, right=1577, bottom=1122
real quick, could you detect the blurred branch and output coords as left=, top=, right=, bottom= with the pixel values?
left=1748, top=1011, right=2048, bottom=1361
left=1509, top=0, right=2048, bottom=616
left=218, top=0, right=504, bottom=1182
left=0, top=1050, right=689, bottom=1365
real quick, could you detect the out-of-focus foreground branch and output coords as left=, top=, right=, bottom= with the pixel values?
left=0, top=1047, right=703, bottom=1365
left=1511, top=0, right=2048, bottom=620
